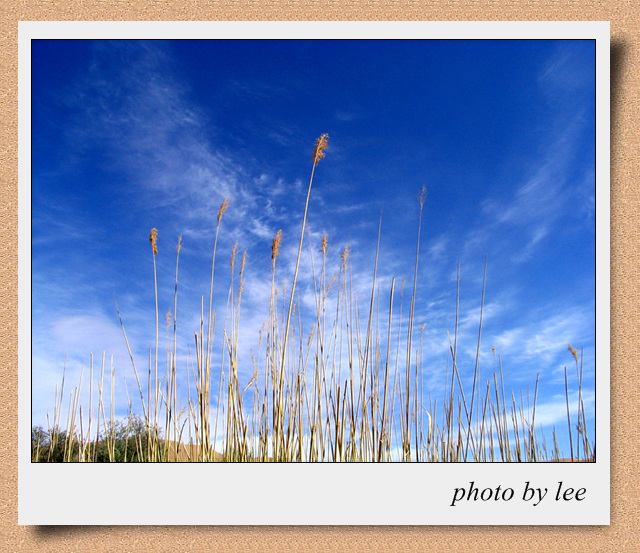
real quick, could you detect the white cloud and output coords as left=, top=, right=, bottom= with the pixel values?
left=486, top=304, right=594, bottom=372
left=538, top=42, right=595, bottom=103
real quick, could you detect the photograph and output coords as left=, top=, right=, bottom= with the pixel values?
left=30, top=37, right=596, bottom=464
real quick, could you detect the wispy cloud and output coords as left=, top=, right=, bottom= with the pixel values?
left=488, top=304, right=594, bottom=375
left=474, top=115, right=591, bottom=268
left=538, top=41, right=596, bottom=105
left=61, top=43, right=253, bottom=238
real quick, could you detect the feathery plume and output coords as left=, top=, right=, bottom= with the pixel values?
left=149, top=228, right=158, bottom=255
left=217, top=198, right=230, bottom=225
left=419, top=186, right=427, bottom=208
left=271, top=230, right=283, bottom=261
left=238, top=250, right=247, bottom=299
left=568, top=344, right=579, bottom=363
left=230, top=241, right=238, bottom=274
left=312, top=133, right=329, bottom=165
left=320, top=234, right=328, bottom=255
left=240, top=250, right=247, bottom=277
left=341, top=245, right=350, bottom=272
left=324, top=274, right=337, bottom=301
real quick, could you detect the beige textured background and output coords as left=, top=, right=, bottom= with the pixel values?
left=1, top=2, right=637, bottom=551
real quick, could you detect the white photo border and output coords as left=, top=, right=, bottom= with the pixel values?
left=19, top=21, right=610, bottom=525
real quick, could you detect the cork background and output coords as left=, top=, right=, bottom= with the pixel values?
left=1, top=2, right=637, bottom=551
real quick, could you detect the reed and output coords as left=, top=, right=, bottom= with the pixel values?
left=34, top=134, right=595, bottom=463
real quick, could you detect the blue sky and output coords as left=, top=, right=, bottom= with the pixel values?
left=31, top=39, right=596, bottom=458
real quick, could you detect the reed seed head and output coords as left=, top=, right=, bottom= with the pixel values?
left=176, top=235, right=182, bottom=255
left=568, top=344, right=579, bottom=363
left=240, top=250, right=247, bottom=277
left=320, top=234, right=328, bottom=255
left=271, top=230, right=283, bottom=261
left=149, top=228, right=158, bottom=255
left=419, top=186, right=427, bottom=208
left=230, top=241, right=238, bottom=274
left=217, top=198, right=230, bottom=225
left=238, top=250, right=247, bottom=299
left=341, top=245, right=350, bottom=272
left=324, top=274, right=337, bottom=300
left=312, top=133, right=329, bottom=165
